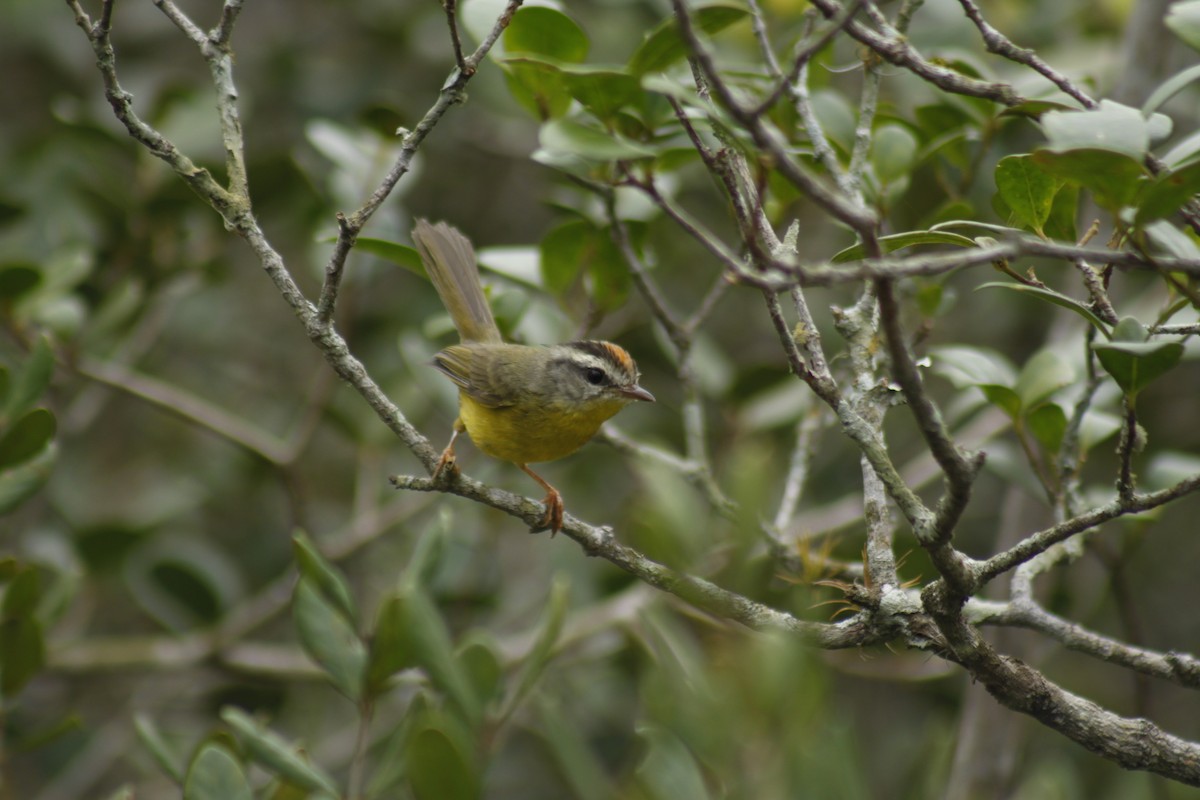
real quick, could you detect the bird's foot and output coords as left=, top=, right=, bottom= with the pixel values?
left=432, top=447, right=459, bottom=486
left=530, top=488, right=564, bottom=536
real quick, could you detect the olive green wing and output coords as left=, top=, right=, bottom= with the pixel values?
left=432, top=344, right=514, bottom=408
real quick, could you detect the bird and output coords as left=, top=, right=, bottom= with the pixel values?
left=412, top=219, right=655, bottom=534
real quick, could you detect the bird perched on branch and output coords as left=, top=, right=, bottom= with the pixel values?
left=412, top=219, right=654, bottom=533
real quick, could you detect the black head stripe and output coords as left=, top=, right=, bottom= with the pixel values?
left=564, top=340, right=638, bottom=383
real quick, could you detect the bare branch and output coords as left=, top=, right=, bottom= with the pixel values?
left=806, top=0, right=1023, bottom=105
left=320, top=0, right=525, bottom=321
left=390, top=475, right=872, bottom=648
left=76, top=357, right=296, bottom=465
left=212, top=0, right=244, bottom=47
left=926, top=589, right=1200, bottom=785
left=442, top=0, right=468, bottom=72
left=976, top=473, right=1200, bottom=585
left=955, top=0, right=1097, bottom=108
left=669, top=0, right=877, bottom=235
left=750, top=0, right=865, bottom=119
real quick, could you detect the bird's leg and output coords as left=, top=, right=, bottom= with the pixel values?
left=519, top=463, right=564, bottom=535
left=432, top=420, right=464, bottom=484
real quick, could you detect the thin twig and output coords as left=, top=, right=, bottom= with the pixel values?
left=389, top=472, right=871, bottom=647
left=212, top=0, right=244, bottom=46
left=669, top=0, right=877, bottom=235
left=606, top=193, right=687, bottom=350
left=845, top=48, right=882, bottom=203
left=443, top=0, right=468, bottom=72
left=772, top=407, right=822, bottom=530
left=347, top=701, right=374, bottom=800
left=1116, top=400, right=1139, bottom=504
left=318, top=0, right=525, bottom=322
left=955, top=0, right=1096, bottom=109
left=75, top=357, right=295, bottom=465
left=750, top=0, right=865, bottom=119
left=805, top=0, right=1023, bottom=105
left=976, top=473, right=1200, bottom=586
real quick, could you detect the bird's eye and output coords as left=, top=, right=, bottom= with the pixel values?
left=584, top=367, right=606, bottom=385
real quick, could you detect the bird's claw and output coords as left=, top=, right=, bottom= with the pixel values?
left=432, top=449, right=459, bottom=486
left=529, top=490, right=564, bottom=536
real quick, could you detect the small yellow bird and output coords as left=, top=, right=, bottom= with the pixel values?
left=412, top=220, right=655, bottom=533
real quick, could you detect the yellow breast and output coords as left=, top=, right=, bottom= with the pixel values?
left=458, top=393, right=623, bottom=464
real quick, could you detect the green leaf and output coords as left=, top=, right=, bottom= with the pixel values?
left=1112, top=317, right=1149, bottom=342
left=1015, top=349, right=1075, bottom=409
left=830, top=230, right=976, bottom=263
left=183, top=743, right=253, bottom=800
left=293, top=578, right=366, bottom=701
left=504, top=576, right=568, bottom=716
left=995, top=155, right=1060, bottom=234
left=1080, top=409, right=1124, bottom=451
left=367, top=592, right=411, bottom=693
left=539, top=219, right=634, bottom=311
left=1092, top=325, right=1185, bottom=401
left=929, top=345, right=1017, bottom=389
left=369, top=586, right=479, bottom=722
left=629, top=2, right=750, bottom=75
left=560, top=65, right=644, bottom=124
left=977, top=282, right=1111, bottom=336
left=456, top=633, right=503, bottom=709
left=914, top=281, right=950, bottom=318
left=134, top=714, right=186, bottom=785
left=1141, top=219, right=1200, bottom=259
left=980, top=384, right=1022, bottom=419
left=1134, top=159, right=1200, bottom=226
left=503, top=59, right=574, bottom=120
left=0, top=446, right=56, bottom=516
left=1040, top=100, right=1150, bottom=160
left=292, top=531, right=358, bottom=625
left=1044, top=183, right=1080, bottom=242
left=534, top=697, right=614, bottom=800
left=504, top=6, right=589, bottom=63
left=539, top=118, right=657, bottom=161
left=1026, top=403, right=1068, bottom=456
left=1163, top=129, right=1200, bottom=167
left=500, top=57, right=645, bottom=124
left=872, top=124, right=919, bottom=185
left=400, top=523, right=446, bottom=591
left=408, top=725, right=479, bottom=800
left=2, top=565, right=40, bottom=618
left=353, top=238, right=425, bottom=276
left=1143, top=63, right=1200, bottom=118
left=0, top=264, right=41, bottom=300
left=540, top=219, right=593, bottom=295
left=589, top=226, right=633, bottom=312
left=365, top=695, right=425, bottom=797
left=128, top=552, right=227, bottom=630
left=499, top=10, right=588, bottom=120
left=1031, top=148, right=1148, bottom=212
left=635, top=725, right=712, bottom=800
left=4, top=335, right=54, bottom=422
left=220, top=707, right=340, bottom=795
left=0, top=408, right=56, bottom=471
left=1166, top=0, right=1200, bottom=51
left=1145, top=450, right=1200, bottom=488
left=0, top=616, right=44, bottom=697
left=16, top=713, right=82, bottom=752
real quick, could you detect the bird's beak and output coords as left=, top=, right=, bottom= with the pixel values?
left=620, top=384, right=655, bottom=403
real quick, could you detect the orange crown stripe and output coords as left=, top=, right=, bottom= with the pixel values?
left=601, top=342, right=635, bottom=374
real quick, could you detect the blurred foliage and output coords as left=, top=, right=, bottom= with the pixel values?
left=3, top=0, right=1200, bottom=798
